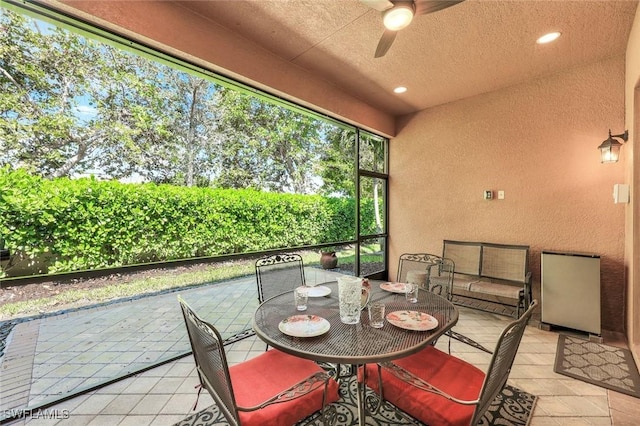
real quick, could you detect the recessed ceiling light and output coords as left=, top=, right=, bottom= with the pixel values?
left=394, top=86, right=407, bottom=94
left=536, top=32, right=561, bottom=44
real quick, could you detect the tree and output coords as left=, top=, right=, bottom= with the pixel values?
left=318, top=125, right=356, bottom=197
left=214, top=88, right=324, bottom=193
left=0, top=7, right=372, bottom=197
left=0, top=9, right=174, bottom=179
left=145, top=71, right=220, bottom=187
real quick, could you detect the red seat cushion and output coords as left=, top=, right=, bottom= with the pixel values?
left=230, top=349, right=340, bottom=426
left=360, top=346, right=485, bottom=426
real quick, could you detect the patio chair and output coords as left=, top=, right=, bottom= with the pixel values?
left=427, top=257, right=455, bottom=301
left=255, top=253, right=305, bottom=303
left=359, top=300, right=537, bottom=426
left=397, top=253, right=453, bottom=292
left=398, top=253, right=455, bottom=351
left=178, top=296, right=339, bottom=426
left=254, top=253, right=347, bottom=380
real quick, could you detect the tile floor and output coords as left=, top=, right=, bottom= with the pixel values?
left=3, top=307, right=640, bottom=425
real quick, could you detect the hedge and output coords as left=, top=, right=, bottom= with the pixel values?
left=0, top=167, right=377, bottom=277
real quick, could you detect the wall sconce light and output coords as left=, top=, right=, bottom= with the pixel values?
left=598, top=129, right=628, bottom=163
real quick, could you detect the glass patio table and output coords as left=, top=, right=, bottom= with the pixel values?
left=252, top=279, right=459, bottom=426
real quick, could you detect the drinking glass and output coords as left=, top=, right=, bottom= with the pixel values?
left=294, top=286, right=308, bottom=311
left=405, top=283, right=419, bottom=303
left=368, top=302, right=385, bottom=328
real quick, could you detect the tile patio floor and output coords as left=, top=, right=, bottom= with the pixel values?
left=1, top=268, right=640, bottom=425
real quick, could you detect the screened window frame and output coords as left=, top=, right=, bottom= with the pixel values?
left=2, top=0, right=391, bottom=280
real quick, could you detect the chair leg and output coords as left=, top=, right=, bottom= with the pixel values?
left=370, top=364, right=384, bottom=414
left=192, top=383, right=203, bottom=411
left=320, top=378, right=338, bottom=426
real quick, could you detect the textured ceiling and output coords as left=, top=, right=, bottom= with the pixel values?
left=175, top=0, right=638, bottom=117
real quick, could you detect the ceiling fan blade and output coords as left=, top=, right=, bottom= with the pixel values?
left=374, top=30, right=397, bottom=58
left=360, top=0, right=394, bottom=12
left=415, top=0, right=465, bottom=16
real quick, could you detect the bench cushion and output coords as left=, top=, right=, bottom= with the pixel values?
left=452, top=278, right=522, bottom=300
left=451, top=276, right=479, bottom=292
left=468, top=281, right=522, bottom=299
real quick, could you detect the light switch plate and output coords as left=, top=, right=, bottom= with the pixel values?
left=498, top=190, right=505, bottom=200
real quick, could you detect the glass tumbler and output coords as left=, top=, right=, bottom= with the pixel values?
left=405, top=283, right=419, bottom=303
left=294, top=286, right=308, bottom=311
left=368, top=302, right=385, bottom=328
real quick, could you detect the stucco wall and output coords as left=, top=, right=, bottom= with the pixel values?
left=390, top=58, right=627, bottom=333
left=625, top=5, right=640, bottom=356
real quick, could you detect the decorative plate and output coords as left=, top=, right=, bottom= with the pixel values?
left=306, top=286, right=331, bottom=297
left=386, top=311, right=438, bottom=331
left=380, top=282, right=409, bottom=293
left=278, top=315, right=330, bottom=337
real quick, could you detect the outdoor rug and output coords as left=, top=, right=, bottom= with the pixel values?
left=554, top=334, right=640, bottom=398
left=175, top=375, right=537, bottom=426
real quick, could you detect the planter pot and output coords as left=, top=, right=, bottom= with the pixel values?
left=320, top=251, right=338, bottom=270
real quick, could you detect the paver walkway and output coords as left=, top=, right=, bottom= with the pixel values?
left=0, top=267, right=342, bottom=420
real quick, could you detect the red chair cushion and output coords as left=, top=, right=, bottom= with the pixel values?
left=230, top=349, right=340, bottom=426
left=360, top=346, right=485, bottom=426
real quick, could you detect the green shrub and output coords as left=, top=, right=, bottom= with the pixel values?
left=0, top=167, right=373, bottom=277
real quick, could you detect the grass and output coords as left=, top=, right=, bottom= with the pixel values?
left=0, top=248, right=383, bottom=320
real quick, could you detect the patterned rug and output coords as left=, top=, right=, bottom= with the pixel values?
left=175, top=375, right=536, bottom=426
left=554, top=334, right=640, bottom=398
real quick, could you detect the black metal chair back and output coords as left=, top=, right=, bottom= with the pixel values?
left=178, top=296, right=240, bottom=425
left=179, top=296, right=338, bottom=426
left=427, top=257, right=455, bottom=301
left=255, top=253, right=305, bottom=303
left=397, top=253, right=455, bottom=299
left=397, top=253, right=442, bottom=284
left=470, top=299, right=538, bottom=424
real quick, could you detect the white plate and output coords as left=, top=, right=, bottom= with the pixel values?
left=279, top=315, right=330, bottom=337
left=380, top=282, right=409, bottom=294
left=386, top=311, right=438, bottom=331
left=307, top=286, right=331, bottom=297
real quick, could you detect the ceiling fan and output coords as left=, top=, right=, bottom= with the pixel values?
left=361, top=0, right=465, bottom=58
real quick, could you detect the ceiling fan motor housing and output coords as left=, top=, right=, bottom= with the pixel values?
left=383, top=1, right=416, bottom=31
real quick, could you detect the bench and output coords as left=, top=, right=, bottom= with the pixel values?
left=443, top=240, right=532, bottom=318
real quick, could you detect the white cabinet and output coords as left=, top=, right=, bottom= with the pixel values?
left=541, top=251, right=601, bottom=335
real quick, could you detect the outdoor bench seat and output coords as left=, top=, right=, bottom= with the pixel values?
left=443, top=240, right=532, bottom=318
